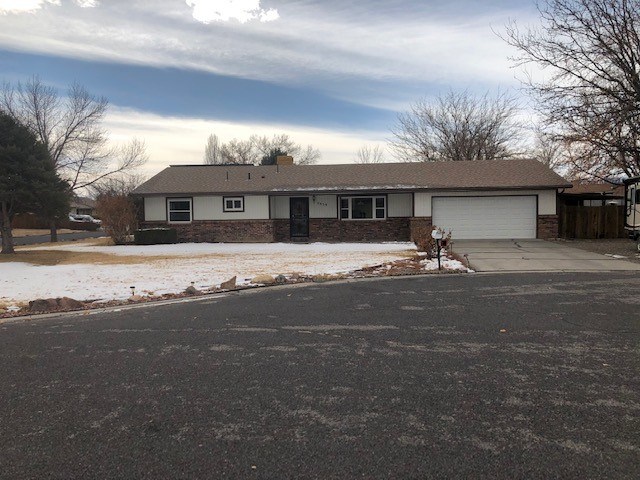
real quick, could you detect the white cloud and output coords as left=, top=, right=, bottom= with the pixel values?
left=104, top=107, right=387, bottom=175
left=0, top=0, right=59, bottom=14
left=0, top=0, right=96, bottom=14
left=185, top=0, right=279, bottom=24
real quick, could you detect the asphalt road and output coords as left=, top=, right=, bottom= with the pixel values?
left=1, top=272, right=639, bottom=479
left=8, top=230, right=106, bottom=246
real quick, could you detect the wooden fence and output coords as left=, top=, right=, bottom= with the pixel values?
left=558, top=205, right=626, bottom=239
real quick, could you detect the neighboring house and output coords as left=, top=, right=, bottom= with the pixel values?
left=132, top=158, right=571, bottom=243
left=559, top=182, right=624, bottom=207
left=557, top=182, right=626, bottom=239
left=70, top=197, right=97, bottom=216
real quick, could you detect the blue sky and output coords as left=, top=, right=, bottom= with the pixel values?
left=0, top=0, right=539, bottom=174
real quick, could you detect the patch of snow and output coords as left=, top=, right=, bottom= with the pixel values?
left=1, top=242, right=418, bottom=305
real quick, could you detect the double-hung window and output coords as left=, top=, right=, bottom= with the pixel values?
left=223, top=196, right=244, bottom=212
left=167, top=198, right=192, bottom=223
left=340, top=196, right=386, bottom=220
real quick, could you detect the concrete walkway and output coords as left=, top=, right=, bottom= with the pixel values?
left=452, top=239, right=640, bottom=272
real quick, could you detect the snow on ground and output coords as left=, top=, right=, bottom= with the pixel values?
left=1, top=242, right=422, bottom=307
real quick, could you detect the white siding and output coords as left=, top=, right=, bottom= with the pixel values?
left=270, top=196, right=289, bottom=219
left=193, top=195, right=269, bottom=220
left=269, top=195, right=338, bottom=219
left=414, top=190, right=557, bottom=217
left=310, top=195, right=337, bottom=218
left=387, top=193, right=413, bottom=217
left=144, top=197, right=166, bottom=221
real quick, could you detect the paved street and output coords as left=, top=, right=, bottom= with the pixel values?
left=1, top=272, right=639, bottom=479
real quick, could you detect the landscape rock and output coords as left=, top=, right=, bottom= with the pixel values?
left=0, top=308, right=6, bottom=315
left=184, top=285, right=201, bottom=295
left=57, top=297, right=85, bottom=310
left=275, top=274, right=287, bottom=284
left=312, top=274, right=332, bottom=283
left=129, top=295, right=143, bottom=302
left=219, top=276, right=237, bottom=290
left=251, top=274, right=275, bottom=285
left=28, top=298, right=60, bottom=313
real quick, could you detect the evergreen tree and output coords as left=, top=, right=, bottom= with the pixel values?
left=0, top=113, right=70, bottom=254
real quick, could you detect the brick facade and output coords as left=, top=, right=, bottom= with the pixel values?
left=142, top=214, right=559, bottom=242
left=308, top=218, right=410, bottom=242
left=142, top=218, right=411, bottom=243
left=537, top=214, right=559, bottom=239
left=141, top=220, right=275, bottom=243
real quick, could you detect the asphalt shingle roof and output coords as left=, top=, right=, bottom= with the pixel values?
left=133, top=159, right=571, bottom=196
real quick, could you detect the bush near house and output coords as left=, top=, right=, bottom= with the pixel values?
left=134, top=228, right=178, bottom=245
left=96, top=194, right=138, bottom=244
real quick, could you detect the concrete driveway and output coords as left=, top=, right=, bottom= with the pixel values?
left=452, top=239, right=640, bottom=272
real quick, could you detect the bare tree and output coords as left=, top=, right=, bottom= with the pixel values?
left=1, top=76, right=147, bottom=239
left=204, top=133, right=222, bottom=164
left=211, top=133, right=321, bottom=165
left=220, top=138, right=258, bottom=165
left=503, top=0, right=640, bottom=180
left=355, top=144, right=386, bottom=164
left=390, top=90, right=523, bottom=162
left=1, top=77, right=147, bottom=190
left=250, top=133, right=320, bottom=165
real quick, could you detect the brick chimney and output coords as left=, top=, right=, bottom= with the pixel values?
left=276, top=155, right=294, bottom=165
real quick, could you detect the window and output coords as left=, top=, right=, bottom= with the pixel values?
left=223, top=196, right=244, bottom=212
left=167, top=198, right=192, bottom=222
left=340, top=196, right=386, bottom=220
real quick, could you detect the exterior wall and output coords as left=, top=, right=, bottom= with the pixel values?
left=144, top=197, right=166, bottom=221
left=388, top=193, right=413, bottom=218
left=309, top=195, right=337, bottom=219
left=537, top=215, right=559, bottom=239
left=193, top=195, right=269, bottom=221
left=308, top=218, right=410, bottom=242
left=270, top=195, right=338, bottom=219
left=414, top=189, right=557, bottom=216
left=141, top=220, right=275, bottom=243
left=270, top=196, right=289, bottom=219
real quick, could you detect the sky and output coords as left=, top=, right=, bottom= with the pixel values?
left=0, top=0, right=539, bottom=175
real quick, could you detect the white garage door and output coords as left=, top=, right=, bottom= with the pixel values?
left=432, top=196, right=537, bottom=239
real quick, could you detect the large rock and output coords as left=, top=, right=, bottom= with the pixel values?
left=184, top=285, right=201, bottom=295
left=28, top=298, right=60, bottom=313
left=251, top=274, right=275, bottom=285
left=57, top=297, right=84, bottom=310
left=219, top=276, right=236, bottom=290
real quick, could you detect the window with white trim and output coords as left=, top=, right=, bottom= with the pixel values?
left=340, top=196, right=386, bottom=220
left=167, top=198, right=192, bottom=223
left=223, top=196, right=244, bottom=212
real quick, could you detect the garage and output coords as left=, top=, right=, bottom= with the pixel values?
left=432, top=196, right=537, bottom=239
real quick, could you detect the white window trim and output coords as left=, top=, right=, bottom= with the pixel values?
left=223, top=196, right=245, bottom=212
left=340, top=196, right=386, bottom=220
left=167, top=198, right=192, bottom=223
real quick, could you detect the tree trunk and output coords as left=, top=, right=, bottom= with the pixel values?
left=0, top=202, right=15, bottom=254
left=50, top=219, right=58, bottom=243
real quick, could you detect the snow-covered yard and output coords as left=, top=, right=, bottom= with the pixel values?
left=0, top=241, right=468, bottom=311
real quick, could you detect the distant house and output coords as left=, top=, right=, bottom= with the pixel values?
left=69, top=197, right=97, bottom=216
left=132, top=158, right=570, bottom=243
left=559, top=182, right=624, bottom=207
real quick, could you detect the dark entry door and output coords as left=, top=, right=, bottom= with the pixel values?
left=290, top=197, right=309, bottom=238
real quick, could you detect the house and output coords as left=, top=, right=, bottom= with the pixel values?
left=558, top=182, right=624, bottom=207
left=557, top=182, right=626, bottom=239
left=69, top=197, right=97, bottom=216
left=132, top=158, right=571, bottom=243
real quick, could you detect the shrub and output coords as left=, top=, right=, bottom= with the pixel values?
left=413, top=225, right=451, bottom=258
left=134, top=228, right=178, bottom=245
left=95, top=194, right=138, bottom=245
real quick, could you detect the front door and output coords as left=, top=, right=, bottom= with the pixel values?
left=290, top=197, right=309, bottom=239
